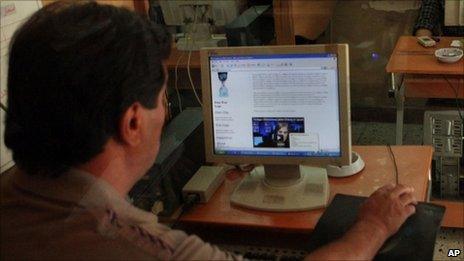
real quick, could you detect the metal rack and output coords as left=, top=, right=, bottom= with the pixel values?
left=423, top=111, right=463, bottom=199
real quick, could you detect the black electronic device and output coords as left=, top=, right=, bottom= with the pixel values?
left=307, top=194, right=445, bottom=261
left=225, top=5, right=274, bottom=46
left=129, top=108, right=204, bottom=216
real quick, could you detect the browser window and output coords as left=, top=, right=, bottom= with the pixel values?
left=209, top=53, right=341, bottom=157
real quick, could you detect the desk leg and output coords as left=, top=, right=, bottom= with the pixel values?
left=393, top=73, right=405, bottom=145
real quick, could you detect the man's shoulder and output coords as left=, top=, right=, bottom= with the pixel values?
left=0, top=168, right=174, bottom=260
left=96, top=207, right=178, bottom=259
left=98, top=208, right=239, bottom=260
left=1, top=202, right=176, bottom=260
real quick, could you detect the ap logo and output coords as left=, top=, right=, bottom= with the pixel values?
left=448, top=249, right=461, bottom=257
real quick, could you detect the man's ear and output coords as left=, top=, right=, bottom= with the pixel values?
left=118, top=102, right=143, bottom=146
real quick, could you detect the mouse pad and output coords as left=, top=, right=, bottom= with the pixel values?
left=307, top=194, right=445, bottom=261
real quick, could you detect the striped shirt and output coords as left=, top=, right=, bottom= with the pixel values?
left=414, top=0, right=464, bottom=36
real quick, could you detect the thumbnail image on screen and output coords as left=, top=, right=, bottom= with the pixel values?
left=218, top=71, right=229, bottom=97
left=253, top=117, right=305, bottom=148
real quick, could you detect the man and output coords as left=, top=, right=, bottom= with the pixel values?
left=1, top=1, right=417, bottom=260
left=414, top=0, right=464, bottom=37
left=275, top=122, right=290, bottom=148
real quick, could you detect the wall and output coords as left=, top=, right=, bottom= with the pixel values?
left=1, top=1, right=43, bottom=172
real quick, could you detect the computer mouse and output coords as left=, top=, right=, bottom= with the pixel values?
left=378, top=226, right=413, bottom=254
left=377, top=202, right=442, bottom=255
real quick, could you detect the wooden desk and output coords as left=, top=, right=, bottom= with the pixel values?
left=165, top=48, right=202, bottom=92
left=166, top=47, right=200, bottom=69
left=431, top=199, right=464, bottom=228
left=386, top=36, right=464, bottom=144
left=179, top=146, right=433, bottom=233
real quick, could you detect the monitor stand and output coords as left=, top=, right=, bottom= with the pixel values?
left=230, top=165, right=329, bottom=212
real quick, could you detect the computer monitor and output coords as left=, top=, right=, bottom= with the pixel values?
left=200, top=45, right=351, bottom=212
left=158, top=0, right=246, bottom=50
left=158, top=0, right=245, bottom=26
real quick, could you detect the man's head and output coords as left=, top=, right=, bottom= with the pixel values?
left=4, top=1, right=171, bottom=177
left=276, top=123, right=289, bottom=142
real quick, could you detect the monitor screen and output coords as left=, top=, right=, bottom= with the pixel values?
left=208, top=53, right=341, bottom=158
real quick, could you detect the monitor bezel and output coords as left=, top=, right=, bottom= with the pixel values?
left=200, top=44, right=351, bottom=166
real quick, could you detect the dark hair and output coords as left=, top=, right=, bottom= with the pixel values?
left=4, top=1, right=171, bottom=176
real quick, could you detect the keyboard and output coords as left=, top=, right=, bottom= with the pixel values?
left=219, top=244, right=307, bottom=261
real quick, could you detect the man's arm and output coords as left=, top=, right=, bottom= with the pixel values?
left=305, top=184, right=417, bottom=260
left=414, top=0, right=443, bottom=36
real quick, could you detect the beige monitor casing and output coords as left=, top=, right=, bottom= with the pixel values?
left=200, top=44, right=352, bottom=168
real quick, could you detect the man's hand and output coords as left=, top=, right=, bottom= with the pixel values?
left=358, top=183, right=418, bottom=238
left=415, top=28, right=433, bottom=37
left=305, top=184, right=418, bottom=260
